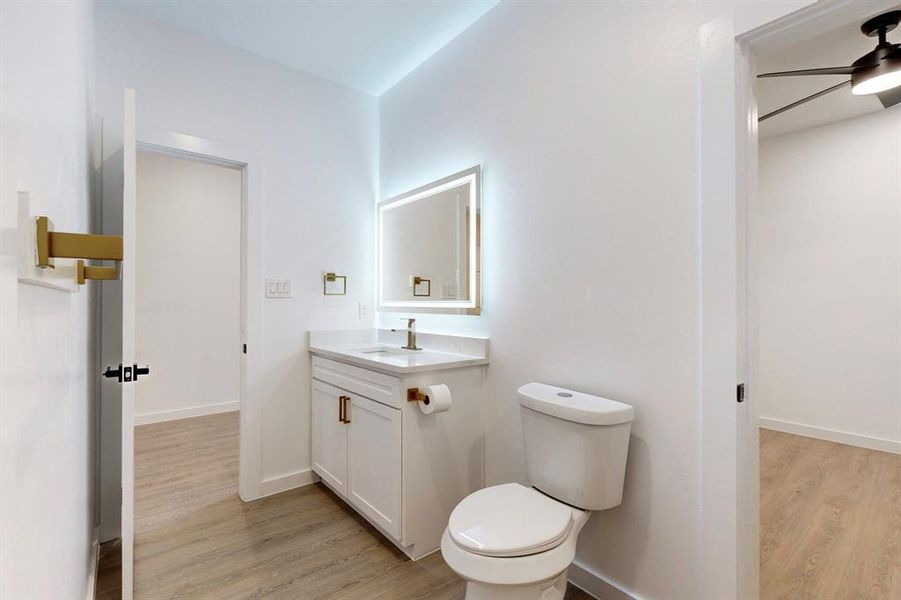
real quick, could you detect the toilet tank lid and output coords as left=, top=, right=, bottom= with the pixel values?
left=518, top=383, right=634, bottom=425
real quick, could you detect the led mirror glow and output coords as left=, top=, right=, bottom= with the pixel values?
left=378, top=166, right=481, bottom=315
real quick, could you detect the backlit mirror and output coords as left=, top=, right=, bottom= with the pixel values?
left=378, top=166, right=481, bottom=315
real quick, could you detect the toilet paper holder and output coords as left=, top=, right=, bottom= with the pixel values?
left=407, top=387, right=430, bottom=405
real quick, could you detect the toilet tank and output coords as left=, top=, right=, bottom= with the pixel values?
left=518, top=383, right=634, bottom=511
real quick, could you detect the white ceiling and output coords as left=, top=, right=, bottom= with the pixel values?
left=103, top=0, right=499, bottom=96
left=757, top=10, right=901, bottom=139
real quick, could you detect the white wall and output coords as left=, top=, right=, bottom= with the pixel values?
left=135, top=151, right=242, bottom=423
left=758, top=109, right=901, bottom=453
left=0, top=1, right=98, bottom=598
left=94, top=6, right=377, bottom=491
left=378, top=1, right=809, bottom=597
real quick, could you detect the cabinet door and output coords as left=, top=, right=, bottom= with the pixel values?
left=347, top=394, right=402, bottom=540
left=311, top=381, right=349, bottom=497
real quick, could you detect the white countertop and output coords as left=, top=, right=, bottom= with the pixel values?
left=308, top=342, right=488, bottom=374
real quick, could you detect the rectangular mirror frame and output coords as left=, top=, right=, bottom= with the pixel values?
left=377, top=165, right=481, bottom=316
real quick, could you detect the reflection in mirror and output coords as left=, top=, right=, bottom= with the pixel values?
left=378, top=166, right=480, bottom=315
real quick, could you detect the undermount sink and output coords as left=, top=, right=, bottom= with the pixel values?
left=356, top=347, right=411, bottom=355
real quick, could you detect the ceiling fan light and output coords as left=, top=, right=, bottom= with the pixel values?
left=851, top=53, right=901, bottom=95
left=852, top=70, right=901, bottom=94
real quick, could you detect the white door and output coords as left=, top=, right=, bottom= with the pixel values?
left=311, top=380, right=349, bottom=496
left=98, top=88, right=140, bottom=599
left=736, top=42, right=760, bottom=600
left=120, top=87, right=137, bottom=600
left=347, top=395, right=401, bottom=540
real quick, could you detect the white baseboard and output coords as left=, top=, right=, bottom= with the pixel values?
left=759, top=417, right=901, bottom=455
left=568, top=559, right=639, bottom=600
left=135, top=400, right=238, bottom=426
left=85, top=527, right=100, bottom=600
left=259, top=468, right=319, bottom=498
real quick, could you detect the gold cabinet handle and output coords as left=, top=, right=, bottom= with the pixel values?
left=338, top=395, right=351, bottom=424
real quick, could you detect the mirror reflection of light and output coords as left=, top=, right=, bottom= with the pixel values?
left=378, top=169, right=479, bottom=310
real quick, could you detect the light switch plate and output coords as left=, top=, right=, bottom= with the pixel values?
left=265, top=278, right=292, bottom=298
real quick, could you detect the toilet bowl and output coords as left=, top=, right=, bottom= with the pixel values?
left=441, top=483, right=591, bottom=600
left=441, top=383, right=634, bottom=599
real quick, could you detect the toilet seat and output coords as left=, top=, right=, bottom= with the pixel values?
left=448, top=483, right=573, bottom=557
left=441, top=505, right=590, bottom=588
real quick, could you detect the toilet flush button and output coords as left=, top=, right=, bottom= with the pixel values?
left=557, top=392, right=573, bottom=398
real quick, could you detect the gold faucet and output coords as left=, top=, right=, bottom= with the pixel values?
left=392, top=318, right=422, bottom=351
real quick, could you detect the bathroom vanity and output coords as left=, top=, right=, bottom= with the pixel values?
left=308, top=165, right=487, bottom=559
left=309, top=330, right=488, bottom=560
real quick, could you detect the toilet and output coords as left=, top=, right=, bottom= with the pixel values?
left=440, top=382, right=634, bottom=600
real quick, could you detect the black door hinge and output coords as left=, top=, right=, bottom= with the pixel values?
left=737, top=383, right=745, bottom=403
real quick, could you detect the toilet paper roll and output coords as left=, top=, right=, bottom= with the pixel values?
left=419, top=384, right=452, bottom=415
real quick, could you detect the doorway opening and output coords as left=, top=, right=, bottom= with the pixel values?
left=131, top=147, right=244, bottom=546
left=134, top=150, right=243, bottom=428
left=736, top=3, right=901, bottom=598
left=96, top=115, right=264, bottom=599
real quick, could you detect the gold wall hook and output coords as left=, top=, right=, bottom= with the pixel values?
left=76, top=260, right=118, bottom=285
left=36, top=216, right=123, bottom=268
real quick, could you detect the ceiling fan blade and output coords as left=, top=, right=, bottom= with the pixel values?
left=758, top=66, right=863, bottom=78
left=876, top=86, right=901, bottom=108
left=759, top=80, right=851, bottom=122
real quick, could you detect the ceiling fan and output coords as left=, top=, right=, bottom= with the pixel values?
left=758, top=10, right=901, bottom=121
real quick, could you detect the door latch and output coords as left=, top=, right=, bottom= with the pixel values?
left=103, top=363, right=150, bottom=383
left=737, top=383, right=745, bottom=403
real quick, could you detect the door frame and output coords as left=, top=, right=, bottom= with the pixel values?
left=697, top=1, right=898, bottom=599
left=136, top=127, right=265, bottom=501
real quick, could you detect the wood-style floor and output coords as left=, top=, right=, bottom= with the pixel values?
left=759, top=428, right=901, bottom=600
left=95, top=415, right=901, bottom=599
left=105, top=412, right=592, bottom=599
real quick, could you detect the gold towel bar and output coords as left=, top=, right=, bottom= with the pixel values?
left=76, top=260, right=118, bottom=285
left=36, top=216, right=124, bottom=268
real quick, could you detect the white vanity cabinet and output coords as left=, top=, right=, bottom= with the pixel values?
left=310, top=353, right=485, bottom=560
left=312, top=378, right=403, bottom=538
left=346, top=394, right=402, bottom=538
left=310, top=380, right=349, bottom=496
